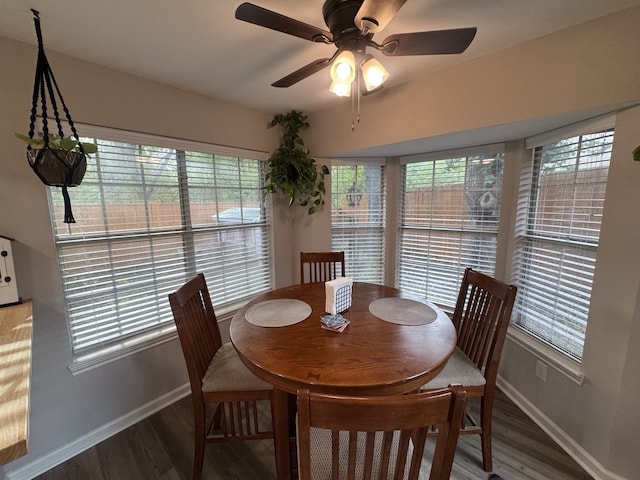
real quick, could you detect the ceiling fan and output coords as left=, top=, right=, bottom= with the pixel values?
left=235, top=0, right=477, bottom=95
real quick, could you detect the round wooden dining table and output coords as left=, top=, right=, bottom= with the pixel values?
left=230, top=281, right=457, bottom=480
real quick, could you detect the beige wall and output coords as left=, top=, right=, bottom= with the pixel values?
left=2, top=5, right=640, bottom=480
left=582, top=105, right=640, bottom=473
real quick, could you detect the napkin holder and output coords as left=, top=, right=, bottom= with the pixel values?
left=325, top=277, right=353, bottom=315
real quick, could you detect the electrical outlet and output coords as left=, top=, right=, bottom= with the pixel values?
left=535, top=360, right=548, bottom=382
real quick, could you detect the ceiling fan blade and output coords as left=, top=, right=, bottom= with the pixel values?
left=272, top=58, right=333, bottom=88
left=355, top=0, right=407, bottom=34
left=235, top=2, right=332, bottom=43
left=381, top=27, right=477, bottom=56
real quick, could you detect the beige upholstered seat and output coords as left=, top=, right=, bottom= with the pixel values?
left=421, top=268, right=517, bottom=472
left=296, top=385, right=467, bottom=480
left=201, top=342, right=272, bottom=392
left=169, top=273, right=275, bottom=480
left=300, top=251, right=345, bottom=283
left=424, top=349, right=486, bottom=390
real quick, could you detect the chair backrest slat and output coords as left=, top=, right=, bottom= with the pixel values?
left=300, top=251, right=346, bottom=284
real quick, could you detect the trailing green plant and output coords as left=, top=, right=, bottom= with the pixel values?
left=634, top=145, right=640, bottom=162
left=15, top=132, right=98, bottom=156
left=265, top=110, right=329, bottom=215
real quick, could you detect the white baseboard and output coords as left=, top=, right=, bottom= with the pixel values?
left=4, top=383, right=190, bottom=480
left=497, top=377, right=628, bottom=480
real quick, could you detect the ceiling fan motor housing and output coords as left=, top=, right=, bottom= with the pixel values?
left=323, top=0, right=373, bottom=54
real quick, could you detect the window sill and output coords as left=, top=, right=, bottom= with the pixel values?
left=68, top=326, right=179, bottom=375
left=506, top=326, right=585, bottom=385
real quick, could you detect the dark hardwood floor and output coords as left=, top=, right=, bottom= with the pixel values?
left=35, top=388, right=592, bottom=480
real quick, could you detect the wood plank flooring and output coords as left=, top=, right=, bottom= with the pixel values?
left=35, top=388, right=592, bottom=480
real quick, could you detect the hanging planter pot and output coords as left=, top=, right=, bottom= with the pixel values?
left=27, top=147, right=87, bottom=187
left=17, top=9, right=97, bottom=223
left=17, top=132, right=93, bottom=187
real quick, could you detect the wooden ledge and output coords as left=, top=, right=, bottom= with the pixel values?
left=0, top=300, right=33, bottom=465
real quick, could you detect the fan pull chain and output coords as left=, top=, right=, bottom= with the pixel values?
left=351, top=69, right=362, bottom=132
left=351, top=82, right=356, bottom=132
left=357, top=79, right=361, bottom=125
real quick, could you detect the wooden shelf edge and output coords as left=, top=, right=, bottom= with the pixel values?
left=0, top=299, right=33, bottom=466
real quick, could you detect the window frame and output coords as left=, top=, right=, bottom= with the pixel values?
left=330, top=159, right=386, bottom=284
left=510, top=115, right=615, bottom=366
left=396, top=144, right=506, bottom=309
left=47, top=124, right=272, bottom=371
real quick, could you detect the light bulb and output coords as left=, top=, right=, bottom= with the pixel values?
left=365, top=65, right=384, bottom=87
left=329, top=80, right=351, bottom=97
left=335, top=62, right=353, bottom=81
left=330, top=50, right=356, bottom=83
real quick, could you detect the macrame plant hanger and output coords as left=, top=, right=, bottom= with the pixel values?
left=25, top=9, right=87, bottom=224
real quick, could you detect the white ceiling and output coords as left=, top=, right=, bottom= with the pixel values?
left=2, top=1, right=639, bottom=158
left=2, top=0, right=640, bottom=117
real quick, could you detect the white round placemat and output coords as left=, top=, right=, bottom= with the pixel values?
left=369, top=297, right=437, bottom=325
left=245, top=299, right=312, bottom=327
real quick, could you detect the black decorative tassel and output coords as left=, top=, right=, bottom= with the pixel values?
left=61, top=186, right=76, bottom=224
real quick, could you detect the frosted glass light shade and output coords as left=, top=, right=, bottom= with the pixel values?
left=330, top=50, right=356, bottom=83
left=361, top=55, right=389, bottom=91
left=329, top=80, right=351, bottom=97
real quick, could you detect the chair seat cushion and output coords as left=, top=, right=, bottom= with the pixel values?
left=202, top=342, right=272, bottom=392
left=421, top=347, right=486, bottom=390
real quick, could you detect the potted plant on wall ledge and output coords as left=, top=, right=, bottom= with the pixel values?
left=265, top=110, right=329, bottom=215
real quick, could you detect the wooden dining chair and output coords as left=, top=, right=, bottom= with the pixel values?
left=168, top=273, right=275, bottom=480
left=296, top=385, right=467, bottom=480
left=300, top=251, right=345, bottom=283
left=421, top=268, right=517, bottom=472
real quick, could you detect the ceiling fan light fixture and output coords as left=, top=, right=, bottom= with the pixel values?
left=235, top=1, right=478, bottom=132
left=330, top=49, right=356, bottom=83
left=329, top=79, right=351, bottom=97
left=361, top=54, right=389, bottom=91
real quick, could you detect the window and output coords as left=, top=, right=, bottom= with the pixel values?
left=48, top=125, right=272, bottom=356
left=397, top=145, right=505, bottom=308
left=331, top=161, right=385, bottom=283
left=512, top=117, right=614, bottom=361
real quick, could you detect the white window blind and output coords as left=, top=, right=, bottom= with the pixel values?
left=331, top=161, right=385, bottom=283
left=512, top=122, right=614, bottom=361
left=397, top=147, right=504, bottom=308
left=47, top=127, right=271, bottom=355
